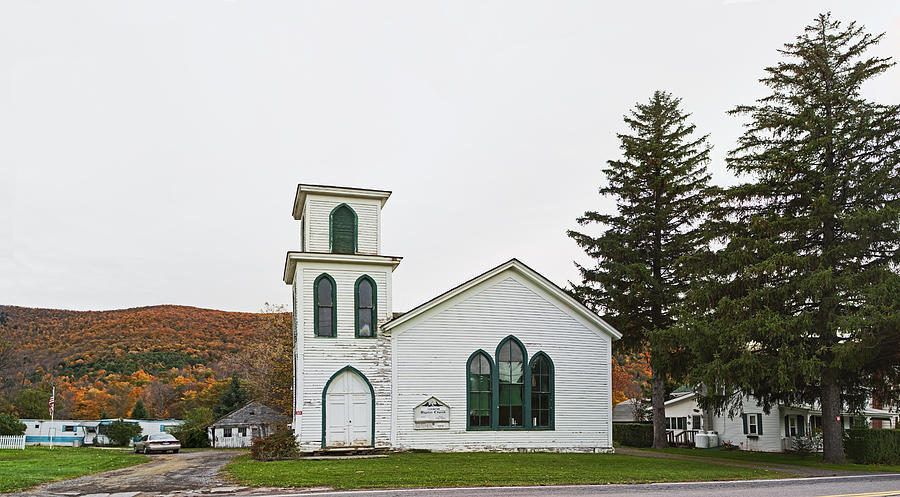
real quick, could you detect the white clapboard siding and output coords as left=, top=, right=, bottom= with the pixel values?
left=392, top=274, right=613, bottom=452
left=708, top=397, right=787, bottom=452
left=664, top=396, right=702, bottom=429
left=304, top=195, right=381, bottom=254
left=211, top=427, right=254, bottom=448
left=294, top=262, right=393, bottom=451
left=0, top=436, right=25, bottom=450
left=670, top=395, right=787, bottom=452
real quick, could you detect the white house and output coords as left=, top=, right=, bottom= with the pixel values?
left=284, top=184, right=621, bottom=453
left=208, top=401, right=290, bottom=448
left=664, top=392, right=897, bottom=452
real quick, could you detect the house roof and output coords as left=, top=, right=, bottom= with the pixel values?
left=209, top=401, right=290, bottom=428
left=663, top=393, right=899, bottom=418
left=292, top=184, right=392, bottom=220
left=664, top=393, right=698, bottom=407
left=381, top=258, right=622, bottom=340
left=670, top=385, right=693, bottom=395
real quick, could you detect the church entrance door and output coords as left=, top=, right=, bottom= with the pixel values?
left=324, top=368, right=373, bottom=447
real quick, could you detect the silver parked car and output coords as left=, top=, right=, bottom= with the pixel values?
left=134, top=433, right=181, bottom=454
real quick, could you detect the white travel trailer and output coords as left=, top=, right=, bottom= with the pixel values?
left=22, top=418, right=183, bottom=446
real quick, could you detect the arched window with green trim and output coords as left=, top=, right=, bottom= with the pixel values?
left=314, top=273, right=336, bottom=337
left=496, top=336, right=528, bottom=429
left=355, top=275, right=377, bottom=338
left=530, top=352, right=554, bottom=429
left=467, top=350, right=493, bottom=429
left=330, top=204, right=357, bottom=254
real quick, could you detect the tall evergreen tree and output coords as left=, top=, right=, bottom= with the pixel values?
left=215, top=376, right=252, bottom=417
left=569, top=91, right=714, bottom=448
left=130, top=399, right=149, bottom=419
left=683, top=14, right=900, bottom=463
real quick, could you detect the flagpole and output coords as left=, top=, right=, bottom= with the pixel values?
left=49, top=386, right=54, bottom=449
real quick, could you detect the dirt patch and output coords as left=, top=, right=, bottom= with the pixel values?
left=13, top=450, right=242, bottom=497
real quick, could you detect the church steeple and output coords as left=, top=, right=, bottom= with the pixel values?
left=291, top=184, right=391, bottom=255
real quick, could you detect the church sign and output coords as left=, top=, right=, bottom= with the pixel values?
left=413, top=397, right=450, bottom=430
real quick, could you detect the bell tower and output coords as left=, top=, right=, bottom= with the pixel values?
left=283, top=184, right=401, bottom=450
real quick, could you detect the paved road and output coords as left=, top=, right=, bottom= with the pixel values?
left=246, top=474, right=900, bottom=497
left=13, top=450, right=241, bottom=497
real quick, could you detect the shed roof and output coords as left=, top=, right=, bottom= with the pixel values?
left=209, top=401, right=290, bottom=428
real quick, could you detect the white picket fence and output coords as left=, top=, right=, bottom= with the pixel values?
left=0, top=435, right=26, bottom=450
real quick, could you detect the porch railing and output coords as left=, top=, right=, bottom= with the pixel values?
left=666, top=429, right=697, bottom=447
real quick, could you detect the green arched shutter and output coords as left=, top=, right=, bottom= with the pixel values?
left=331, top=204, right=357, bottom=254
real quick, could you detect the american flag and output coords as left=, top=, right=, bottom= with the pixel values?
left=48, top=387, right=55, bottom=417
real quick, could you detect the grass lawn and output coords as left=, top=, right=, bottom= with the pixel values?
left=224, top=452, right=787, bottom=489
left=0, top=446, right=148, bottom=493
left=652, top=447, right=900, bottom=473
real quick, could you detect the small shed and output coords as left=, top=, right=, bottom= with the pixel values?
left=612, top=399, right=650, bottom=423
left=207, top=401, right=290, bottom=448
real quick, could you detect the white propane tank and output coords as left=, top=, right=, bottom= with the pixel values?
left=695, top=432, right=710, bottom=449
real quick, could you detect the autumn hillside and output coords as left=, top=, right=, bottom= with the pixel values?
left=0, top=303, right=649, bottom=421
left=0, top=304, right=291, bottom=420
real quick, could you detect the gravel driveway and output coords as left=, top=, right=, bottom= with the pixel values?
left=13, top=450, right=244, bottom=497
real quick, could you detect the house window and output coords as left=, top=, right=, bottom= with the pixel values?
left=810, top=415, right=822, bottom=431
left=238, top=427, right=247, bottom=437
left=314, top=273, right=336, bottom=337
left=224, top=428, right=232, bottom=438
left=788, top=416, right=798, bottom=436
left=330, top=204, right=357, bottom=254
left=530, top=353, right=554, bottom=429
left=355, top=275, right=377, bottom=338
left=748, top=414, right=758, bottom=435
left=497, top=337, right=526, bottom=428
left=666, top=417, right=686, bottom=430
left=467, top=351, right=493, bottom=429
left=692, top=415, right=701, bottom=430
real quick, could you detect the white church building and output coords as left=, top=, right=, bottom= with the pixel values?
left=283, top=184, right=620, bottom=452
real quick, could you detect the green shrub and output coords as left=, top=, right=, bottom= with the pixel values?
left=845, top=429, right=900, bottom=464
left=613, top=423, right=654, bottom=448
left=250, top=427, right=298, bottom=461
left=179, top=428, right=211, bottom=448
left=170, top=407, right=214, bottom=448
left=0, top=413, right=26, bottom=436
left=101, top=420, right=143, bottom=446
left=789, top=433, right=822, bottom=458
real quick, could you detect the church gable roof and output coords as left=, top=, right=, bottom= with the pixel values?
left=381, top=258, right=622, bottom=340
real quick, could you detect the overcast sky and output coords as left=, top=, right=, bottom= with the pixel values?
left=1, top=1, right=899, bottom=314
